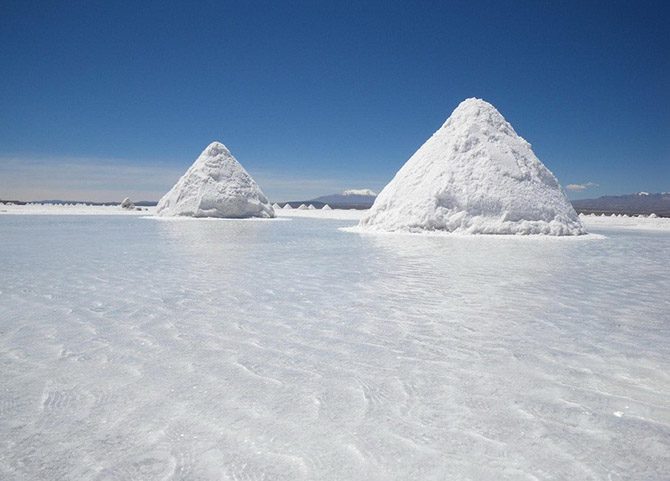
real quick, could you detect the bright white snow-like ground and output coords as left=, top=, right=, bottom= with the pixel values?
left=0, top=203, right=155, bottom=215
left=1, top=210, right=669, bottom=480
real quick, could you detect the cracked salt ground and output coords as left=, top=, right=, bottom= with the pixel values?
left=1, top=215, right=669, bottom=480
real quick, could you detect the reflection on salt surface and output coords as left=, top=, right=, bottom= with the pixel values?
left=0, top=216, right=669, bottom=480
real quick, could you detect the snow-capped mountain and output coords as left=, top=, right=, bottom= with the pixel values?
left=309, top=189, right=377, bottom=209
left=342, top=189, right=377, bottom=196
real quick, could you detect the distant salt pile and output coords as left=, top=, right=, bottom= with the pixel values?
left=157, top=142, right=274, bottom=218
left=120, top=198, right=135, bottom=210
left=307, top=204, right=316, bottom=210
left=282, top=203, right=293, bottom=210
left=272, top=202, right=281, bottom=209
left=297, top=204, right=308, bottom=210
left=322, top=204, right=332, bottom=210
left=359, top=98, right=585, bottom=235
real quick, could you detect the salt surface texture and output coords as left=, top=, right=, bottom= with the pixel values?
left=1, top=215, right=668, bottom=480
left=157, top=141, right=274, bottom=218
left=359, top=98, right=585, bottom=235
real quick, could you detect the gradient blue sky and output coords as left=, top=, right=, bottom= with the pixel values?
left=1, top=0, right=668, bottom=202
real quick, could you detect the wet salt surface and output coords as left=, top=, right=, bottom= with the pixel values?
left=1, top=215, right=669, bottom=480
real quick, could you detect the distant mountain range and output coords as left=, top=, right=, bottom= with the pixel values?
left=283, top=191, right=670, bottom=215
left=571, top=192, right=670, bottom=216
left=280, top=189, right=378, bottom=210
left=311, top=189, right=377, bottom=209
left=3, top=191, right=669, bottom=217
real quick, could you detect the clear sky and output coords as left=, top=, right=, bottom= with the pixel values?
left=1, top=0, right=668, bottom=202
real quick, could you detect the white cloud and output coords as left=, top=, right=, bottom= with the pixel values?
left=566, top=182, right=599, bottom=192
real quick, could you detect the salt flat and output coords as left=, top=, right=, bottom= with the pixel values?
left=1, top=214, right=669, bottom=480
left=0, top=203, right=153, bottom=216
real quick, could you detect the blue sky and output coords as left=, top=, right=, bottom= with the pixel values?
left=1, top=0, right=668, bottom=202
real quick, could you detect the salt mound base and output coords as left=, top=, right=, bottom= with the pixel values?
left=157, top=142, right=274, bottom=218
left=359, top=98, right=585, bottom=235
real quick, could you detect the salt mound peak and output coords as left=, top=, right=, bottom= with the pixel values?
left=359, top=98, right=585, bottom=235
left=157, top=141, right=274, bottom=218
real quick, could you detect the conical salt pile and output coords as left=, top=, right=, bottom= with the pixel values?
left=157, top=142, right=274, bottom=218
left=359, top=98, right=585, bottom=235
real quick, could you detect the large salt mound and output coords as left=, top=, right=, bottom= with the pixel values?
left=358, top=98, right=585, bottom=236
left=157, top=142, right=274, bottom=218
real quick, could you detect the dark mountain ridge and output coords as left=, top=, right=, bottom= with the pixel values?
left=571, top=192, right=670, bottom=216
